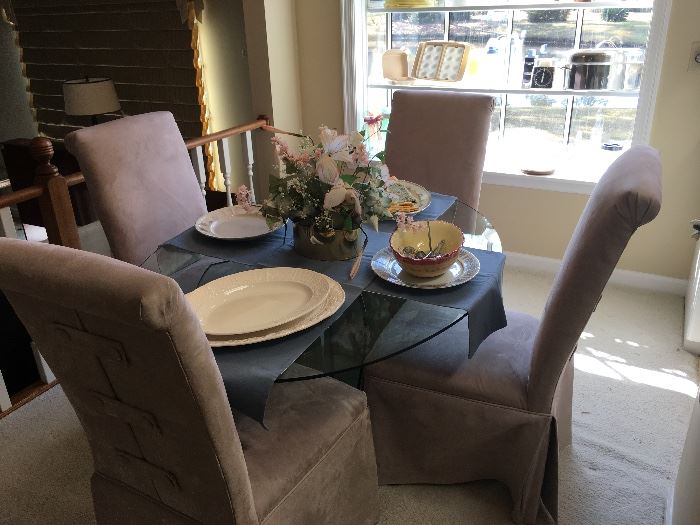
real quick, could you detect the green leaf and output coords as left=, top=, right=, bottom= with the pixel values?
left=343, top=214, right=353, bottom=232
left=340, top=174, right=355, bottom=185
left=375, top=151, right=386, bottom=162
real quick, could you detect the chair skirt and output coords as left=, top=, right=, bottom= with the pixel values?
left=364, top=358, right=574, bottom=524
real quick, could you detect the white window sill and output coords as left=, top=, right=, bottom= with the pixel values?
left=483, top=170, right=596, bottom=195
left=481, top=140, right=627, bottom=195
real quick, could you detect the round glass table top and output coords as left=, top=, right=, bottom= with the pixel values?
left=143, top=199, right=502, bottom=383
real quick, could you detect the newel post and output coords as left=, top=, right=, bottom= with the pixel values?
left=30, top=137, right=81, bottom=249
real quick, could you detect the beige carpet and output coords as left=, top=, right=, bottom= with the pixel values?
left=1, top=267, right=697, bottom=525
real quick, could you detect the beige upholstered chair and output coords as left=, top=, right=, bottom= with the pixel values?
left=0, top=238, right=379, bottom=525
left=364, top=146, right=662, bottom=524
left=64, top=112, right=207, bottom=266
left=384, top=90, right=494, bottom=209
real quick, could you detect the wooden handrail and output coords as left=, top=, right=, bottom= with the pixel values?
left=0, top=174, right=84, bottom=210
left=65, top=173, right=85, bottom=187
left=185, top=118, right=268, bottom=149
left=260, top=124, right=308, bottom=139
left=0, top=185, right=44, bottom=209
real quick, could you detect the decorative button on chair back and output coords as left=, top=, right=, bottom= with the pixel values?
left=65, top=112, right=207, bottom=266
left=385, top=90, right=495, bottom=209
left=364, top=146, right=662, bottom=524
left=0, top=239, right=379, bottom=525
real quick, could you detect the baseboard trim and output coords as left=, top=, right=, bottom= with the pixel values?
left=505, top=251, right=688, bottom=296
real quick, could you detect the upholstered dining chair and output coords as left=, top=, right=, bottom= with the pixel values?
left=364, top=146, right=662, bottom=524
left=384, top=90, right=494, bottom=209
left=64, top=111, right=207, bottom=266
left=0, top=238, right=379, bottom=525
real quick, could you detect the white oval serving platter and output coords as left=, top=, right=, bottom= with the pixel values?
left=206, top=276, right=345, bottom=347
left=186, top=267, right=331, bottom=336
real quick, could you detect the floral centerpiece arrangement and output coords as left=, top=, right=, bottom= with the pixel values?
left=260, top=126, right=394, bottom=260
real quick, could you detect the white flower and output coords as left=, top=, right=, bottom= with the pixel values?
left=318, top=126, right=353, bottom=163
left=317, top=155, right=340, bottom=185
left=323, top=184, right=347, bottom=209
left=344, top=189, right=362, bottom=216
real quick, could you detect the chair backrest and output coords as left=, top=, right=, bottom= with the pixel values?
left=528, top=146, right=662, bottom=413
left=65, top=112, right=207, bottom=266
left=0, top=238, right=257, bottom=525
left=385, top=90, right=494, bottom=209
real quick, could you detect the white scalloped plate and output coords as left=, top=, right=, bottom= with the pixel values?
left=206, top=277, right=345, bottom=347
left=186, top=267, right=331, bottom=336
left=195, top=205, right=283, bottom=240
left=371, top=246, right=480, bottom=289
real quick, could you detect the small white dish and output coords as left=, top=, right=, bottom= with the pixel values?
left=186, top=267, right=331, bottom=336
left=386, top=180, right=431, bottom=216
left=196, top=205, right=283, bottom=240
left=207, top=277, right=345, bottom=347
left=371, top=246, right=480, bottom=289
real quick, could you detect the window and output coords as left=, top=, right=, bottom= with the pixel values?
left=352, top=0, right=667, bottom=191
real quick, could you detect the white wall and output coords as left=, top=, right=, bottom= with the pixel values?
left=199, top=0, right=255, bottom=191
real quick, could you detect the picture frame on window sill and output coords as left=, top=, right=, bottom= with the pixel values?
left=412, top=41, right=469, bottom=82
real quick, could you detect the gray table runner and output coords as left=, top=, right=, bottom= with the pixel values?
left=160, top=194, right=506, bottom=424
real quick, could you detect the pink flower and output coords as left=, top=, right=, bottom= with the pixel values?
left=395, top=212, right=425, bottom=232
left=364, top=114, right=383, bottom=126
left=235, top=185, right=255, bottom=212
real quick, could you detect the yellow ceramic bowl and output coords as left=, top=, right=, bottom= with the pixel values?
left=390, top=220, right=463, bottom=278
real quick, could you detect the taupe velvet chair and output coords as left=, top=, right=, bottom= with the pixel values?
left=385, top=90, right=494, bottom=209
left=364, top=146, right=662, bottom=524
left=64, top=111, right=207, bottom=266
left=0, top=238, right=379, bottom=525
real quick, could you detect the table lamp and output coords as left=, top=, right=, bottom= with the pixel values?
left=62, top=77, right=121, bottom=125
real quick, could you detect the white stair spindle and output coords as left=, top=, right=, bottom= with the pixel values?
left=217, top=139, right=233, bottom=207
left=189, top=146, right=207, bottom=197
left=242, top=130, right=256, bottom=203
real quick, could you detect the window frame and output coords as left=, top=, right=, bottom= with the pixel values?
left=342, top=0, right=671, bottom=195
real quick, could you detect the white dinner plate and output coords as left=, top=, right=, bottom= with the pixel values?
left=196, top=205, right=283, bottom=240
left=386, top=180, right=431, bottom=216
left=186, top=267, right=331, bottom=336
left=207, top=277, right=345, bottom=347
left=371, top=246, right=480, bottom=289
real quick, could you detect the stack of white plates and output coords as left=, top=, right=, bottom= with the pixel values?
left=186, top=267, right=345, bottom=347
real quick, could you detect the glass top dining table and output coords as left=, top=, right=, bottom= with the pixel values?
left=143, top=195, right=504, bottom=421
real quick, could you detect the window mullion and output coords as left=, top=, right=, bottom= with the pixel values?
left=443, top=11, right=449, bottom=41
left=498, top=9, right=515, bottom=142
left=573, top=7, right=583, bottom=51
left=563, top=8, right=585, bottom=145
left=504, top=9, right=514, bottom=88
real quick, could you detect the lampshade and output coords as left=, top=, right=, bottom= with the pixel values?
left=62, top=78, right=121, bottom=116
